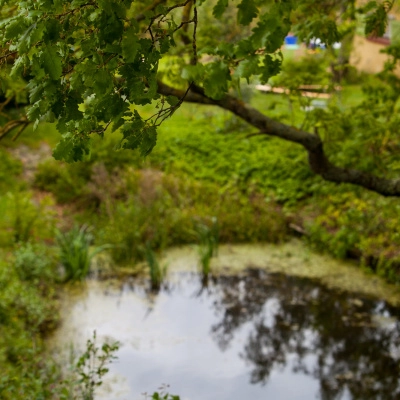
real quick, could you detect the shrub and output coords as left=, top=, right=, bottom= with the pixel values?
left=0, top=252, right=60, bottom=400
left=66, top=331, right=120, bottom=400
left=13, top=242, right=55, bottom=283
left=34, top=159, right=90, bottom=204
left=0, top=192, right=57, bottom=246
left=0, top=149, right=23, bottom=192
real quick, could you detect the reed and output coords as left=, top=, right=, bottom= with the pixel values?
left=57, top=225, right=109, bottom=281
left=196, top=217, right=219, bottom=276
left=144, top=243, right=167, bottom=291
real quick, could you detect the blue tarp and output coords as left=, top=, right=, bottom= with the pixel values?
left=285, top=36, right=297, bottom=45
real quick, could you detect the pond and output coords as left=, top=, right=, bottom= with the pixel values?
left=51, top=242, right=400, bottom=400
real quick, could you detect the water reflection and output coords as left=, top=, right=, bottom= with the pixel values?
left=211, top=268, right=400, bottom=399
left=53, top=267, right=400, bottom=400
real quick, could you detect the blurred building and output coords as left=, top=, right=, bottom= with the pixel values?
left=350, top=11, right=400, bottom=74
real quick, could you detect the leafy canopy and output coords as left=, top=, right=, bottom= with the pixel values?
left=0, top=0, right=394, bottom=162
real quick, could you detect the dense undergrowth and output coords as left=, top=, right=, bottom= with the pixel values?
left=0, top=148, right=122, bottom=398
left=28, top=83, right=400, bottom=285
left=0, top=148, right=56, bottom=397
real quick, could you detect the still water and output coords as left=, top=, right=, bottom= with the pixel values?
left=52, top=244, right=400, bottom=400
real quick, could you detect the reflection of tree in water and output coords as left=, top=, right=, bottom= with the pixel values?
left=210, top=268, right=400, bottom=399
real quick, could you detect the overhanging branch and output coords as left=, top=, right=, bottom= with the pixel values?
left=0, top=117, right=30, bottom=141
left=157, top=81, right=400, bottom=197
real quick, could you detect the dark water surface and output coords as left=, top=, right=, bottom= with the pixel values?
left=54, top=268, right=400, bottom=400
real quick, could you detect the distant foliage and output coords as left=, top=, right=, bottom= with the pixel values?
left=306, top=191, right=400, bottom=283
left=13, top=242, right=54, bottom=282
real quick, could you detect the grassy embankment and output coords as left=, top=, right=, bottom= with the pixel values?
left=0, top=131, right=118, bottom=398
left=0, top=146, right=61, bottom=398
left=18, top=78, right=400, bottom=284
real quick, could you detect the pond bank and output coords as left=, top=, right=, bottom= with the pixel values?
left=158, top=241, right=400, bottom=305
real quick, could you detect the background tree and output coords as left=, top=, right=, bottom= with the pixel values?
left=0, top=0, right=399, bottom=195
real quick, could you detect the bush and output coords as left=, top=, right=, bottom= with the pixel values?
left=0, top=251, right=60, bottom=399
left=65, top=331, right=120, bottom=400
left=34, top=159, right=90, bottom=204
left=0, top=149, right=23, bottom=192
left=13, top=242, right=55, bottom=283
left=0, top=192, right=57, bottom=246
left=272, top=54, right=331, bottom=89
left=305, top=191, right=400, bottom=282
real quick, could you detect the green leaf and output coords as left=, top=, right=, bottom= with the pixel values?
left=26, top=102, right=41, bottom=122
left=260, top=55, right=282, bottom=83
left=43, top=19, right=61, bottom=42
left=181, top=63, right=205, bottom=81
left=213, top=0, right=229, bottom=18
left=159, top=36, right=173, bottom=54
left=203, top=62, right=230, bottom=100
left=140, top=125, right=157, bottom=156
left=121, top=115, right=145, bottom=150
left=234, top=56, right=260, bottom=82
left=42, top=45, right=62, bottom=80
left=237, top=0, right=258, bottom=25
left=121, top=27, right=140, bottom=63
left=122, top=131, right=141, bottom=150
left=97, top=0, right=113, bottom=15
left=53, top=136, right=75, bottom=162
left=4, top=18, right=28, bottom=40
left=166, top=95, right=179, bottom=106
left=215, top=43, right=235, bottom=58
left=236, top=39, right=255, bottom=57
left=53, top=135, right=90, bottom=162
left=93, top=69, right=113, bottom=95
left=365, top=5, right=388, bottom=37
left=10, top=56, right=27, bottom=79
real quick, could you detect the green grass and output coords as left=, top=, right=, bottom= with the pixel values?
left=147, top=99, right=317, bottom=203
left=196, top=218, right=219, bottom=275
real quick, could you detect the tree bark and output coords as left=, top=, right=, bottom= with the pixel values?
left=157, top=81, right=400, bottom=196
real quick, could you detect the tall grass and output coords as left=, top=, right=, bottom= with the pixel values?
left=144, top=243, right=167, bottom=291
left=0, top=192, right=57, bottom=246
left=95, top=171, right=287, bottom=265
left=56, top=225, right=109, bottom=282
left=11, top=192, right=39, bottom=243
left=196, top=217, right=219, bottom=276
